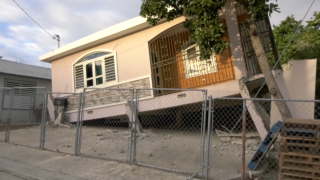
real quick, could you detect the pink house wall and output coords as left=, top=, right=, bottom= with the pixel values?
left=51, top=17, right=187, bottom=93
left=50, top=0, right=248, bottom=95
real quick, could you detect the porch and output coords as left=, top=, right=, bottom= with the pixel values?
left=148, top=4, right=280, bottom=97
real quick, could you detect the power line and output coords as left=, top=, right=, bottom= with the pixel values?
left=254, top=0, right=315, bottom=99
left=226, top=1, right=316, bottom=135
left=208, top=0, right=315, bottom=165
left=11, top=0, right=55, bottom=39
left=228, top=0, right=316, bottom=131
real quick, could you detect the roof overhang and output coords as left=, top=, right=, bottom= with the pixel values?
left=40, top=16, right=160, bottom=63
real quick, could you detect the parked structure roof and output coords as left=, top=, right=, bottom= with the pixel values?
left=0, top=59, right=51, bottom=80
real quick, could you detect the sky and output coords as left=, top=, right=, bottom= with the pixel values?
left=0, top=0, right=319, bottom=68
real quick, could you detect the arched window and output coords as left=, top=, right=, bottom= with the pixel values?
left=74, top=51, right=116, bottom=90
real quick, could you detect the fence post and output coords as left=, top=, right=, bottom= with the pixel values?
left=75, top=92, right=83, bottom=156
left=128, top=89, right=134, bottom=164
left=206, top=96, right=213, bottom=178
left=78, top=89, right=86, bottom=155
left=242, top=100, right=247, bottom=180
left=200, top=90, right=208, bottom=176
left=40, top=90, right=48, bottom=150
left=5, top=88, right=14, bottom=143
left=132, top=89, right=139, bottom=163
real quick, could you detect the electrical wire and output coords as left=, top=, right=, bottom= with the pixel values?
left=221, top=0, right=316, bottom=136
left=208, top=0, right=315, bottom=169
left=251, top=0, right=315, bottom=99
left=10, top=0, right=57, bottom=78
left=188, top=0, right=316, bottom=179
left=12, top=0, right=55, bottom=39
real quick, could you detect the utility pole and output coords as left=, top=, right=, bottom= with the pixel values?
left=53, top=34, right=60, bottom=48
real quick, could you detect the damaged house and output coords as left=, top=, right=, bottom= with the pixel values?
left=39, top=1, right=316, bottom=139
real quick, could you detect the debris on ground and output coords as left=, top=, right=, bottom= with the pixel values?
left=220, top=137, right=231, bottom=142
left=2, top=126, right=263, bottom=180
left=215, top=129, right=260, bottom=138
left=231, top=139, right=243, bottom=145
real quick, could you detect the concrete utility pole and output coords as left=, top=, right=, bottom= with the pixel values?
left=53, top=34, right=60, bottom=48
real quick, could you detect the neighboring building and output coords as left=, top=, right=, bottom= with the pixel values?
left=39, top=1, right=316, bottom=138
left=0, top=58, right=52, bottom=124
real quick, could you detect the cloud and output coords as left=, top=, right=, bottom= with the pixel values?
left=0, top=0, right=142, bottom=67
left=24, top=42, right=41, bottom=52
left=1, top=0, right=318, bottom=68
left=0, top=33, right=19, bottom=47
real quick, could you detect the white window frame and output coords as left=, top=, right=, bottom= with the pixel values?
left=73, top=51, right=117, bottom=92
left=182, top=44, right=218, bottom=78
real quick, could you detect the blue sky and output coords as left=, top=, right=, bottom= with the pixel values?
left=0, top=0, right=319, bottom=67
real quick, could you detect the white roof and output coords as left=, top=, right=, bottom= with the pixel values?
left=40, top=16, right=153, bottom=62
left=0, top=59, right=51, bottom=80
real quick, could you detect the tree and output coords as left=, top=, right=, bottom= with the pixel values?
left=140, top=0, right=292, bottom=118
left=272, top=12, right=320, bottom=98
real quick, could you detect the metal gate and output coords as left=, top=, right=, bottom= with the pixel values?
left=3, top=87, right=46, bottom=148
left=133, top=88, right=207, bottom=176
left=78, top=88, right=134, bottom=162
left=207, top=98, right=248, bottom=180
left=41, top=92, right=82, bottom=154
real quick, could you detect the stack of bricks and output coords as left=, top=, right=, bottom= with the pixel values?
left=279, top=118, right=320, bottom=180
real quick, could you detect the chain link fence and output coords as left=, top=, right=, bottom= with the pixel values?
left=2, top=86, right=320, bottom=180
left=207, top=97, right=320, bottom=180
left=78, top=88, right=134, bottom=162
left=41, top=92, right=82, bottom=154
left=3, top=87, right=46, bottom=148
left=133, top=88, right=207, bottom=175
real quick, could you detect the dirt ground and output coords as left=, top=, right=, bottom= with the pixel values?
left=0, top=125, right=265, bottom=180
left=0, top=125, right=6, bottom=141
